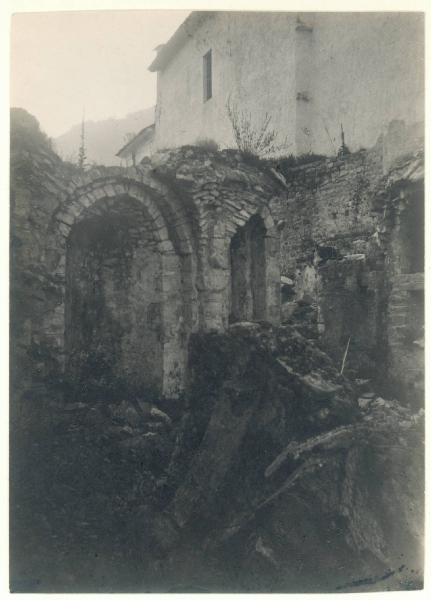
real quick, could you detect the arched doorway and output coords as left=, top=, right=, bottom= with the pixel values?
left=65, top=197, right=165, bottom=395
left=229, top=214, right=267, bottom=323
left=59, top=185, right=194, bottom=399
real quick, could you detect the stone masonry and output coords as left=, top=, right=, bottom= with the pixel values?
left=11, top=110, right=424, bottom=407
left=270, top=138, right=424, bottom=399
left=11, top=115, right=281, bottom=401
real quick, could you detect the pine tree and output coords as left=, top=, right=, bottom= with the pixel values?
left=338, top=123, right=350, bottom=156
left=78, top=110, right=87, bottom=171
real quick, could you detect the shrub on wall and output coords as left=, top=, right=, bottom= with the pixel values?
left=194, top=138, right=219, bottom=152
left=226, top=96, right=289, bottom=159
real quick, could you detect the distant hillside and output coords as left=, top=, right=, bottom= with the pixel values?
left=54, top=107, right=155, bottom=166
left=11, top=107, right=55, bottom=155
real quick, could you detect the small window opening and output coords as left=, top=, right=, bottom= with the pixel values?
left=203, top=50, right=212, bottom=102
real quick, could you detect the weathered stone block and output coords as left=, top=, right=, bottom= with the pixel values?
left=56, top=211, right=74, bottom=226
left=92, top=186, right=105, bottom=200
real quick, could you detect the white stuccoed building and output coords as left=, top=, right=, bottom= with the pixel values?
left=123, top=11, right=424, bottom=159
left=116, top=123, right=155, bottom=166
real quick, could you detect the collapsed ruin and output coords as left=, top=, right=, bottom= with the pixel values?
left=10, top=109, right=424, bottom=592
left=11, top=111, right=424, bottom=405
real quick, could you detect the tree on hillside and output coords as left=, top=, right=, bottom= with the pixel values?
left=77, top=112, right=87, bottom=171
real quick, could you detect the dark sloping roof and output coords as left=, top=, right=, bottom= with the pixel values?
left=116, top=123, right=155, bottom=158
left=148, top=11, right=214, bottom=72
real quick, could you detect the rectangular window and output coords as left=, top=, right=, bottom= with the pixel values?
left=203, top=50, right=212, bottom=102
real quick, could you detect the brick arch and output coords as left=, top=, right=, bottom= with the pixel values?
left=46, top=174, right=196, bottom=398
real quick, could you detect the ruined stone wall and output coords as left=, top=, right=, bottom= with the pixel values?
left=10, top=112, right=424, bottom=593
left=11, top=113, right=282, bottom=403
left=383, top=157, right=424, bottom=406
left=272, top=144, right=384, bottom=278
left=11, top=110, right=423, bottom=408
left=10, top=111, right=77, bottom=407
left=271, top=145, right=387, bottom=379
left=269, top=141, right=424, bottom=397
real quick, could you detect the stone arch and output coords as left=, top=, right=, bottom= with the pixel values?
left=227, top=205, right=280, bottom=325
left=55, top=179, right=191, bottom=256
left=197, top=197, right=280, bottom=330
left=230, top=214, right=266, bottom=322
left=46, top=175, right=196, bottom=398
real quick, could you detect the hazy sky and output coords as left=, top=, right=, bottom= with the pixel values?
left=11, top=10, right=190, bottom=137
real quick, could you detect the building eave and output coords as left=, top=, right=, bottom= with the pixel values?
left=148, top=11, right=214, bottom=72
left=116, top=123, right=155, bottom=158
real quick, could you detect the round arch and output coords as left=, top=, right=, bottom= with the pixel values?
left=228, top=207, right=280, bottom=325
left=46, top=175, right=196, bottom=398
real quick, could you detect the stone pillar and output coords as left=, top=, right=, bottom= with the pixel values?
left=201, top=217, right=231, bottom=331
left=160, top=248, right=186, bottom=398
left=264, top=232, right=281, bottom=325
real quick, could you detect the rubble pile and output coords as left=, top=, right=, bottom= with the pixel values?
left=11, top=325, right=423, bottom=593
left=135, top=323, right=423, bottom=591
